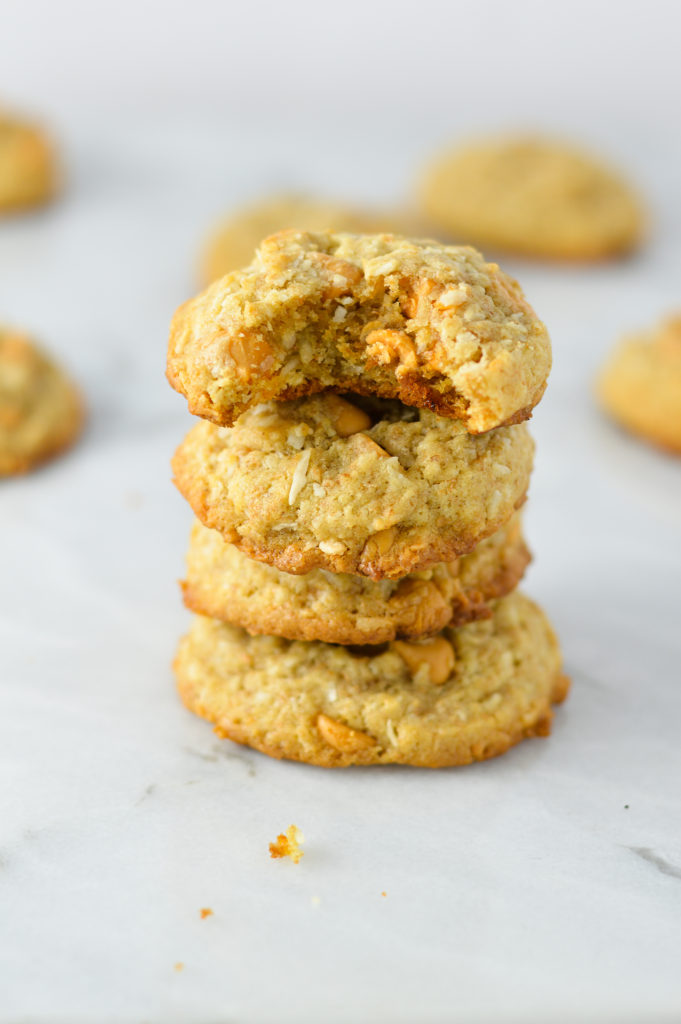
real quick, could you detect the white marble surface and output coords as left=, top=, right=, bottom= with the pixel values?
left=1, top=116, right=681, bottom=1024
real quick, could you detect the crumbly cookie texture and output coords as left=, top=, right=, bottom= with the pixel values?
left=0, top=329, right=83, bottom=475
left=175, top=592, right=569, bottom=768
left=0, top=112, right=56, bottom=212
left=201, top=194, right=408, bottom=284
left=597, top=314, right=681, bottom=455
left=168, top=230, right=551, bottom=434
left=183, top=511, right=530, bottom=644
left=172, top=393, right=534, bottom=579
left=420, top=137, right=644, bottom=261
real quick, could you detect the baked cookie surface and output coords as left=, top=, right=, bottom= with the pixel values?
left=420, top=137, right=643, bottom=261
left=172, top=393, right=534, bottom=578
left=175, top=591, right=569, bottom=768
left=0, top=329, right=83, bottom=475
left=183, top=511, right=530, bottom=644
left=597, top=314, right=681, bottom=454
left=201, top=194, right=399, bottom=284
left=0, top=112, right=56, bottom=212
left=168, top=230, right=551, bottom=434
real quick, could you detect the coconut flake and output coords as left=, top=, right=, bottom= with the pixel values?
left=288, top=450, right=311, bottom=506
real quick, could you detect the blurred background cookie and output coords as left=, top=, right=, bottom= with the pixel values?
left=0, top=328, right=83, bottom=475
left=597, top=313, right=681, bottom=454
left=201, top=194, right=412, bottom=283
left=419, top=136, right=644, bottom=261
left=0, top=109, right=56, bottom=212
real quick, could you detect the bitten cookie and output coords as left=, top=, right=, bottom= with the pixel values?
left=175, top=591, right=569, bottom=768
left=201, top=194, right=402, bottom=284
left=0, top=112, right=56, bottom=212
left=172, top=393, right=534, bottom=578
left=597, top=314, right=681, bottom=455
left=0, top=329, right=83, bottom=475
left=419, top=137, right=644, bottom=261
left=183, top=511, right=530, bottom=644
left=167, top=230, right=551, bottom=434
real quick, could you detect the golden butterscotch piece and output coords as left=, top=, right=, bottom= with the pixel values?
left=597, top=314, right=681, bottom=455
left=0, top=329, right=83, bottom=475
left=172, top=393, right=534, bottom=579
left=420, top=137, right=644, bottom=261
left=167, top=230, right=551, bottom=434
left=174, top=591, right=569, bottom=768
left=183, top=511, right=530, bottom=644
left=0, top=112, right=56, bottom=212
left=201, top=194, right=405, bottom=284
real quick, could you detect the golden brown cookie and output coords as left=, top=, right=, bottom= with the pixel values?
left=201, top=194, right=407, bottom=284
left=597, top=314, right=681, bottom=454
left=0, top=112, right=56, bottom=212
left=419, top=137, right=644, bottom=261
left=182, top=511, right=530, bottom=644
left=0, top=329, right=83, bottom=475
left=172, top=393, right=534, bottom=579
left=167, top=230, right=551, bottom=434
left=175, top=591, right=569, bottom=768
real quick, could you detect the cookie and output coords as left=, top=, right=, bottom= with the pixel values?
left=0, top=329, right=83, bottom=475
left=419, top=137, right=644, bottom=261
left=172, top=393, right=534, bottom=579
left=597, top=314, right=681, bottom=455
left=167, top=230, right=551, bottom=434
left=201, top=194, right=403, bottom=284
left=0, top=112, right=56, bottom=212
left=175, top=591, right=569, bottom=768
left=182, top=511, right=530, bottom=644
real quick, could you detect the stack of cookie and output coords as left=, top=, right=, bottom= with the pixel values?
left=167, top=231, right=568, bottom=767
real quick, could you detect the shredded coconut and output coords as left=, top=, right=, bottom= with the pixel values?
left=319, top=539, right=346, bottom=555
left=288, top=450, right=311, bottom=505
left=386, top=719, right=398, bottom=746
left=333, top=305, right=347, bottom=322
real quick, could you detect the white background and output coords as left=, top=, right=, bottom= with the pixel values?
left=1, top=3, right=681, bottom=1023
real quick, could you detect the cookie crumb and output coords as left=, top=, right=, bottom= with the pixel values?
left=199, top=908, right=213, bottom=919
left=269, top=824, right=304, bottom=863
left=381, top=891, right=387, bottom=898
left=174, top=962, right=184, bottom=972
left=311, top=896, right=321, bottom=907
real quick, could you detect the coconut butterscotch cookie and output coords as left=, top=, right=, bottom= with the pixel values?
left=183, top=512, right=530, bottom=645
left=172, top=393, right=534, bottom=579
left=0, top=329, right=83, bottom=475
left=201, top=194, right=402, bottom=284
left=597, top=314, right=681, bottom=455
left=0, top=112, right=56, bottom=212
left=167, top=230, right=551, bottom=434
left=175, top=591, right=569, bottom=768
left=420, top=137, right=644, bottom=261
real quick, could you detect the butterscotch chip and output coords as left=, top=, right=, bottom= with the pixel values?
left=0, top=111, right=56, bottom=212
left=182, top=511, right=530, bottom=644
left=0, top=328, right=83, bottom=475
left=419, top=137, right=644, bottom=261
left=174, top=592, right=569, bottom=768
left=167, top=230, right=551, bottom=434
left=597, top=314, right=681, bottom=455
left=201, top=194, right=405, bottom=284
left=172, top=393, right=534, bottom=579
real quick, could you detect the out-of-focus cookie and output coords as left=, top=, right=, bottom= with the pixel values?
left=0, top=112, right=56, bottom=212
left=182, top=511, right=530, bottom=644
left=0, top=329, right=83, bottom=475
left=597, top=314, right=681, bottom=454
left=168, top=230, right=551, bottom=434
left=419, top=137, right=644, bottom=261
left=201, top=194, right=408, bottom=284
left=172, top=393, right=534, bottom=579
left=175, top=591, right=569, bottom=768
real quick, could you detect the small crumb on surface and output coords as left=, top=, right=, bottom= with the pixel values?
left=311, top=896, right=321, bottom=907
left=174, top=962, right=184, bottom=972
left=624, top=804, right=630, bottom=810
left=381, top=891, right=387, bottom=898
left=199, top=908, right=213, bottom=919
left=269, top=824, right=304, bottom=863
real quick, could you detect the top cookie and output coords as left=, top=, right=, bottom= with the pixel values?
left=420, top=137, right=644, bottom=261
left=201, top=194, right=402, bottom=284
left=167, top=230, right=551, bottom=434
left=0, top=111, right=56, bottom=213
left=597, top=314, right=681, bottom=454
left=0, top=328, right=83, bottom=475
